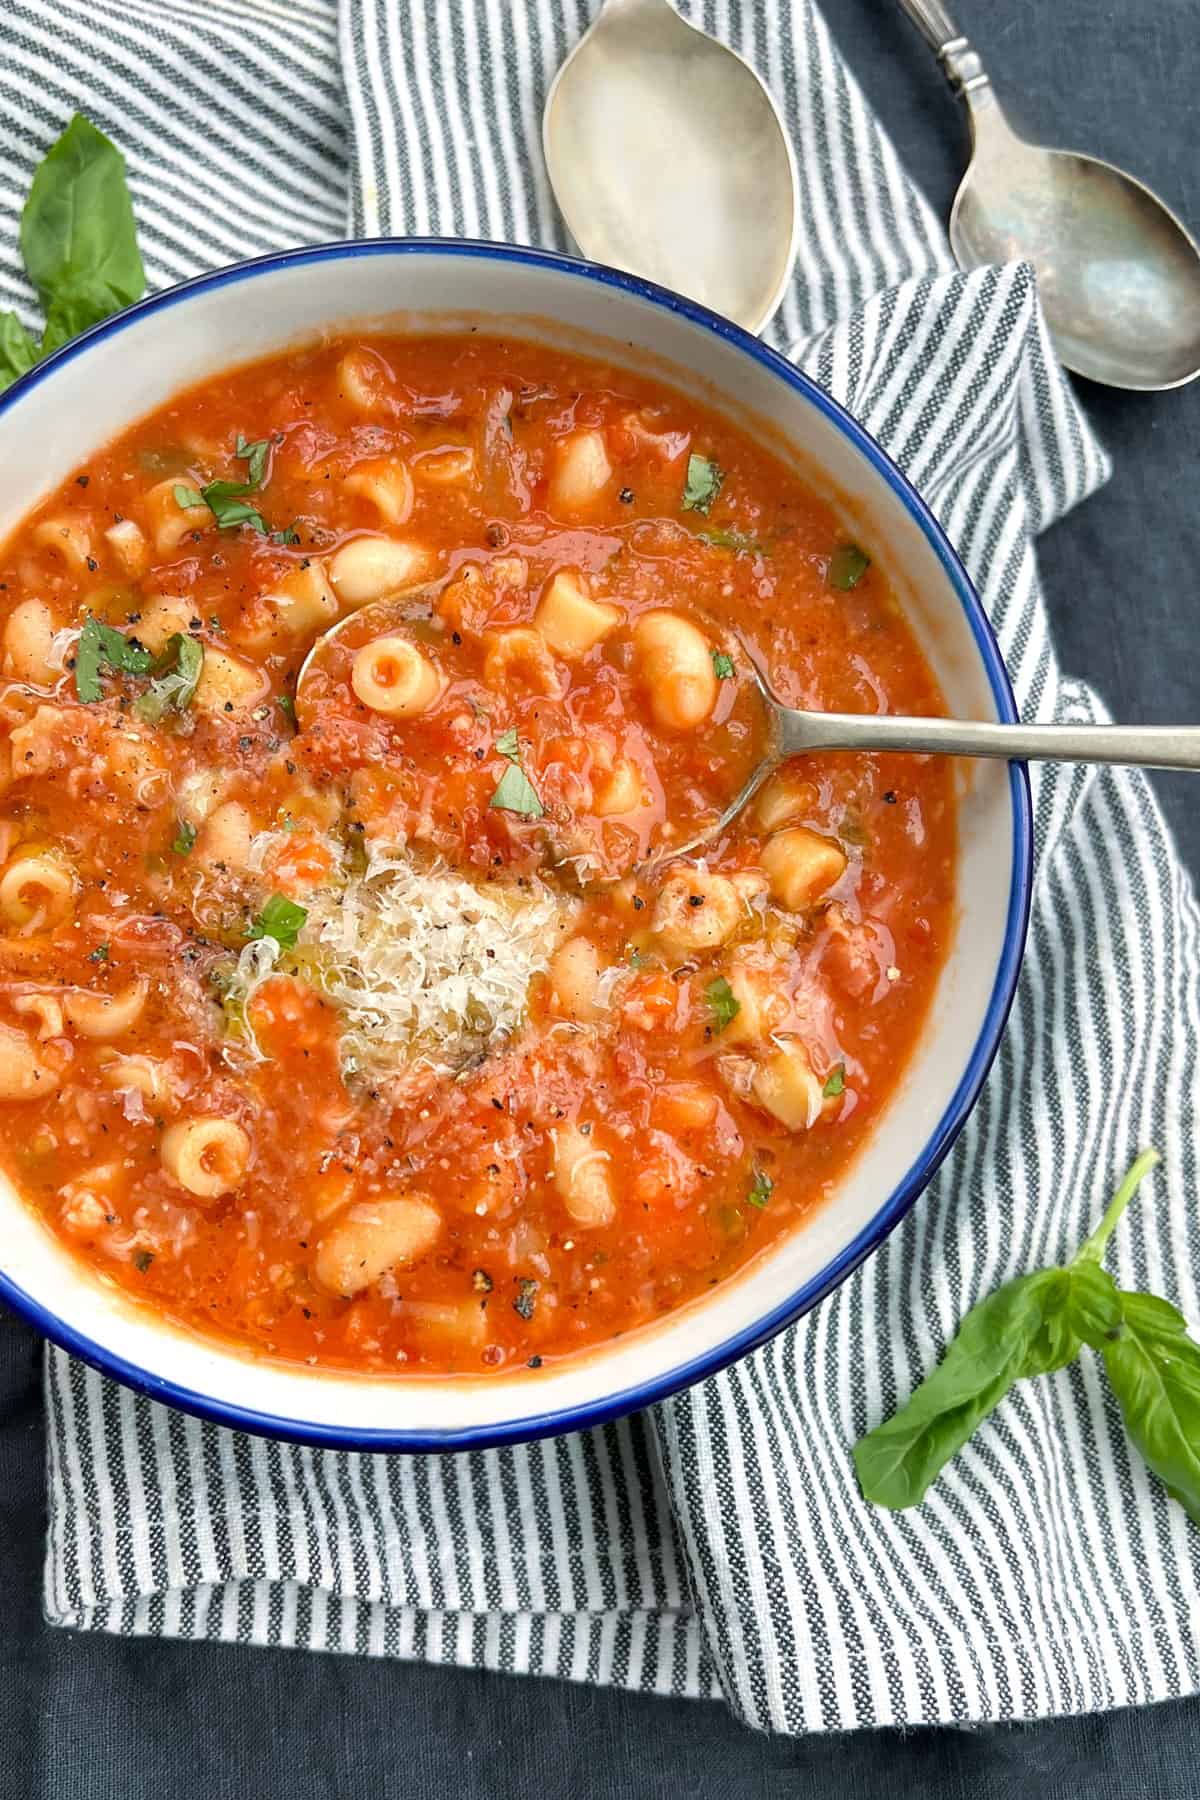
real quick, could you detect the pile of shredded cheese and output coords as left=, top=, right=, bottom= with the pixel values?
left=227, top=846, right=576, bottom=1078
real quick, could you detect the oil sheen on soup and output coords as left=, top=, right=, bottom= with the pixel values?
left=0, top=334, right=955, bottom=1374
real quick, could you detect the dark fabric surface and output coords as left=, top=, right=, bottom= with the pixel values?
left=3, top=0, right=1200, bottom=1793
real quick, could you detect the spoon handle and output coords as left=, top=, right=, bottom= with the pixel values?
left=895, top=0, right=991, bottom=96
left=778, top=710, right=1200, bottom=773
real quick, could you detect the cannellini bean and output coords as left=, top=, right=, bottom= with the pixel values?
left=160, top=1117, right=251, bottom=1198
left=3, top=599, right=58, bottom=685
left=762, top=827, right=847, bottom=911
left=314, top=1195, right=442, bottom=1296
left=533, top=568, right=622, bottom=659
left=549, top=936, right=605, bottom=1022
left=632, top=609, right=718, bottom=731
left=351, top=636, right=441, bottom=718
left=749, top=1039, right=824, bottom=1131
left=0, top=1022, right=58, bottom=1100
left=328, top=535, right=430, bottom=606
left=63, top=979, right=149, bottom=1040
left=651, top=868, right=742, bottom=954
left=264, top=560, right=338, bottom=637
left=552, top=1125, right=616, bottom=1227
left=547, top=429, right=612, bottom=517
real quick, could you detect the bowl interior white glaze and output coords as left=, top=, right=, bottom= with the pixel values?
left=0, top=244, right=1030, bottom=1446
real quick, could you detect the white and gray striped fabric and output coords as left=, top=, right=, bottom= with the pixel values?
left=6, top=0, right=1199, bottom=1736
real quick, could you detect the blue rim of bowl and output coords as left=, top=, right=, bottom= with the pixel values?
left=0, top=238, right=1033, bottom=1450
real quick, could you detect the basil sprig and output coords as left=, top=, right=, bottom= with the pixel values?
left=489, top=728, right=544, bottom=819
left=174, top=434, right=297, bottom=542
left=854, top=1150, right=1200, bottom=1523
left=1, top=114, right=144, bottom=392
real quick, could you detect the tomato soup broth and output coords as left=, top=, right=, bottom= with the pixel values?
left=0, top=333, right=954, bottom=1374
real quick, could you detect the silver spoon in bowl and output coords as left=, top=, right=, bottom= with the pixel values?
left=295, top=598, right=1200, bottom=869
left=542, top=0, right=800, bottom=335
left=660, top=646, right=1200, bottom=864
left=898, top=0, right=1200, bottom=390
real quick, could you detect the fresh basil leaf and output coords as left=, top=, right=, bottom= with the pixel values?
left=705, top=976, right=740, bottom=1034
left=827, top=544, right=870, bottom=591
left=489, top=761, right=545, bottom=819
left=823, top=1063, right=845, bottom=1098
left=172, top=819, right=197, bottom=855
left=854, top=1268, right=1071, bottom=1509
left=173, top=484, right=204, bottom=510
left=1102, top=1292, right=1200, bottom=1522
left=201, top=490, right=271, bottom=534
left=746, top=1166, right=773, bottom=1209
left=0, top=312, right=38, bottom=393
left=681, top=453, right=724, bottom=515
left=494, top=727, right=520, bottom=761
left=711, top=650, right=735, bottom=680
left=20, top=115, right=144, bottom=337
left=1064, top=1260, right=1124, bottom=1348
left=74, top=612, right=154, bottom=702
left=134, top=633, right=204, bottom=723
left=247, top=893, right=307, bottom=949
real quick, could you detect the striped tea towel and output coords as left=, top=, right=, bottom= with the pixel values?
left=9, top=0, right=1200, bottom=1736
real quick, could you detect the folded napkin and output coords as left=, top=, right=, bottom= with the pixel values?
left=9, top=0, right=1200, bottom=1736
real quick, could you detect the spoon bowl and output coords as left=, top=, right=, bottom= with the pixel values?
left=900, top=0, right=1200, bottom=390
left=543, top=0, right=799, bottom=335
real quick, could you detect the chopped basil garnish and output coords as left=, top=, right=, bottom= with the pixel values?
left=133, top=633, right=204, bottom=724
left=827, top=543, right=870, bottom=590
left=699, top=528, right=765, bottom=555
left=489, top=729, right=545, bottom=819
left=277, top=693, right=296, bottom=722
left=74, top=612, right=153, bottom=702
left=705, top=976, right=741, bottom=1034
left=747, top=1166, right=774, bottom=1209
left=711, top=650, right=735, bottom=680
left=181, top=432, right=290, bottom=539
left=172, top=819, right=197, bottom=855
left=246, top=893, right=307, bottom=949
left=823, top=1063, right=846, bottom=1098
left=682, top=452, right=724, bottom=515
left=89, top=943, right=109, bottom=963
left=172, top=484, right=204, bottom=510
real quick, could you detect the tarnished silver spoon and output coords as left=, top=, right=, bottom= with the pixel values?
left=899, top=0, right=1200, bottom=390
left=542, top=0, right=800, bottom=335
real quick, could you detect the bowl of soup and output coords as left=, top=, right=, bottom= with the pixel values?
left=0, top=242, right=1030, bottom=1447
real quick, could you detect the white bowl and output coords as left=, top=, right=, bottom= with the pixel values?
left=0, top=242, right=1032, bottom=1448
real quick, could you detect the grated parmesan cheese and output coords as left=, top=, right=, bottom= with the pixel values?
left=224, top=846, right=576, bottom=1079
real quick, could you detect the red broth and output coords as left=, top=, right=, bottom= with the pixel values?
left=0, top=334, right=954, bottom=1373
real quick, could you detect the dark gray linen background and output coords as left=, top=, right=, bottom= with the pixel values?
left=2, top=0, right=1199, bottom=1794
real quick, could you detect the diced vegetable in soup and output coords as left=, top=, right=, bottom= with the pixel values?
left=0, top=334, right=954, bottom=1372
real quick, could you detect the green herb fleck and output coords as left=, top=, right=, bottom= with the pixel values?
left=278, top=693, right=296, bottom=723
left=705, top=976, right=741, bottom=1034
left=699, top=528, right=766, bottom=555
left=490, top=730, right=544, bottom=819
left=172, top=820, right=197, bottom=855
left=133, top=633, right=204, bottom=724
left=627, top=946, right=646, bottom=969
left=827, top=543, right=870, bottom=590
left=74, top=613, right=153, bottom=703
left=682, top=453, right=724, bottom=515
left=513, top=1277, right=538, bottom=1321
left=89, top=942, right=109, bottom=963
left=711, top=650, right=735, bottom=680
left=747, top=1167, right=774, bottom=1210
left=823, top=1063, right=845, bottom=1098
left=246, top=893, right=307, bottom=950
left=172, top=484, right=204, bottom=510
